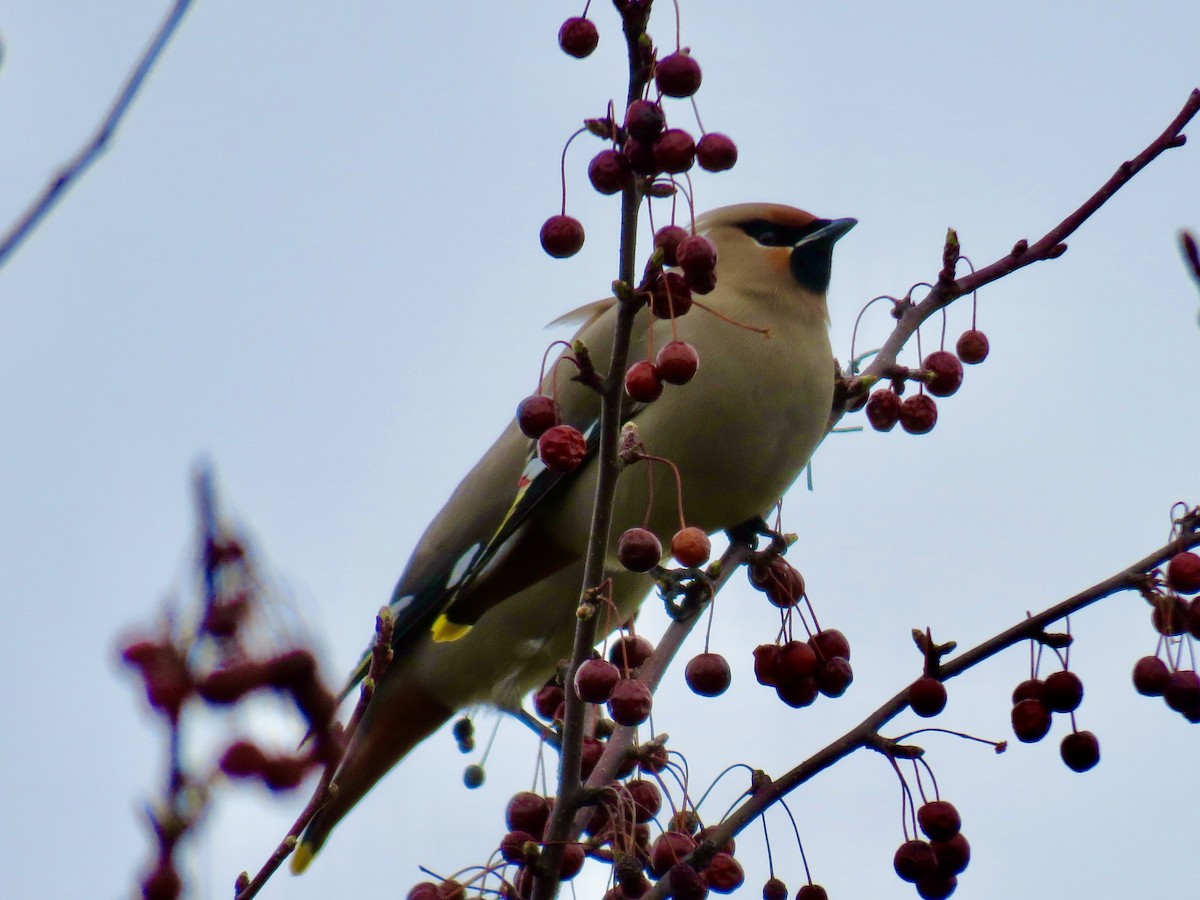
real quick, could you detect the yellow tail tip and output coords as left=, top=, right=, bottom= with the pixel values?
left=431, top=614, right=472, bottom=643
left=290, top=843, right=314, bottom=875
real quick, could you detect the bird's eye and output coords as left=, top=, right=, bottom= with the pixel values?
left=738, top=220, right=795, bottom=247
left=757, top=230, right=781, bottom=246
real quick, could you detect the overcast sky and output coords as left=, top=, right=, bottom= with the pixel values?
left=2, top=3, right=1198, bottom=899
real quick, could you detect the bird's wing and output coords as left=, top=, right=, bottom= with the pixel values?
left=338, top=299, right=634, bottom=699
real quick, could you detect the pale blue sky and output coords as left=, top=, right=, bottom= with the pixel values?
left=1, top=3, right=1198, bottom=899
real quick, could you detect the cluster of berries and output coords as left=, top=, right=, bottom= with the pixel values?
left=861, top=332, right=986, bottom=436
left=1132, top=549, right=1200, bottom=721
left=893, top=800, right=971, bottom=899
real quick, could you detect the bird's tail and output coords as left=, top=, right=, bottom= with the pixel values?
left=291, top=677, right=454, bottom=873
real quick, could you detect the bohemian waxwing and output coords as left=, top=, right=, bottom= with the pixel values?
left=290, top=202, right=855, bottom=871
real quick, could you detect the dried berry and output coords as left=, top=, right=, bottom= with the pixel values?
left=648, top=831, right=697, bottom=877
left=810, top=628, right=851, bottom=662
left=696, top=133, right=737, bottom=171
left=922, top=350, right=964, bottom=397
left=656, top=50, right=702, bottom=97
left=648, top=270, right=694, bottom=318
left=588, top=148, right=631, bottom=195
left=704, top=852, right=744, bottom=893
left=624, top=99, right=666, bottom=142
left=653, top=128, right=697, bottom=173
left=537, top=424, right=587, bottom=471
left=955, top=329, right=989, bottom=364
left=865, top=389, right=902, bottom=431
left=654, top=225, right=689, bottom=265
left=752, top=644, right=780, bottom=687
left=900, top=393, right=938, bottom=434
left=816, top=656, right=853, bottom=697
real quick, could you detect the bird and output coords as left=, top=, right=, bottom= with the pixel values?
left=290, top=202, right=855, bottom=872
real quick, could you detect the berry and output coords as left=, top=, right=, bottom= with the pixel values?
left=610, top=634, right=655, bottom=671
left=748, top=556, right=805, bottom=608
left=656, top=341, right=700, bottom=385
left=1152, top=595, right=1189, bottom=635
left=656, top=50, right=702, bottom=97
left=618, top=527, right=663, bottom=572
left=900, top=393, right=938, bottom=434
left=648, top=271, right=694, bottom=318
left=1011, top=697, right=1052, bottom=742
left=894, top=839, right=938, bottom=883
left=762, top=877, right=788, bottom=900
left=922, top=350, right=964, bottom=397
left=580, top=736, right=604, bottom=779
left=1132, top=655, right=1170, bottom=696
left=533, top=680, right=564, bottom=720
left=627, top=778, right=663, bottom=823
left=1060, top=730, right=1100, bottom=772
left=1041, top=670, right=1084, bottom=713
left=775, top=640, right=818, bottom=681
left=796, top=886, right=829, bottom=900
left=1011, top=678, right=1044, bottom=704
left=908, top=676, right=948, bottom=717
left=649, top=831, right=697, bottom=877
left=654, top=225, right=689, bottom=265
left=220, top=740, right=266, bottom=778
left=917, top=800, right=961, bottom=841
left=540, top=215, right=585, bottom=258
left=915, top=873, right=957, bottom=899
left=955, top=329, right=989, bottom=364
left=462, top=764, right=485, bottom=788
left=810, top=628, right=851, bottom=662
left=752, top=644, right=780, bottom=687
left=516, top=394, right=561, bottom=438
left=1167, top=551, right=1200, bottom=594
left=506, top=791, right=551, bottom=838
left=696, top=133, right=737, bottom=171
left=676, top=235, right=717, bottom=281
left=623, top=138, right=659, bottom=176
left=625, top=360, right=665, bottom=402
left=558, top=17, right=599, bottom=58
left=1164, top=669, right=1200, bottom=713
left=559, top=842, right=587, bottom=880
left=608, top=678, right=653, bottom=726
left=588, top=149, right=631, bottom=195
left=704, top=852, right=744, bottom=893
left=671, top=526, right=711, bottom=567
left=668, top=862, right=707, bottom=900
left=865, top=389, right=902, bottom=431
left=653, top=128, right=696, bottom=173
left=775, top=675, right=819, bottom=708
left=685, top=652, right=731, bottom=696
left=931, top=833, right=971, bottom=876
left=575, top=657, right=621, bottom=703
left=537, top=424, right=587, bottom=471
left=624, top=99, right=666, bottom=142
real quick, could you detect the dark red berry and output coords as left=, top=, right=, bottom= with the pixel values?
left=775, top=675, right=819, bottom=708
left=685, top=652, right=731, bottom=697
left=955, top=329, right=989, bottom=364
left=624, top=99, right=666, bottom=142
left=1041, top=670, right=1084, bottom=713
left=649, top=831, right=696, bottom=877
left=648, top=271, right=693, bottom=318
left=537, top=424, right=587, bottom=471
left=499, top=829, right=535, bottom=864
left=810, top=629, right=851, bottom=662
left=533, top=680, right=564, bottom=720
left=1167, top=551, right=1200, bottom=594
left=894, top=839, right=939, bottom=883
left=1011, top=697, right=1052, bottom=742
left=915, top=873, right=957, bottom=900
left=627, top=778, right=663, bottom=823
left=796, top=886, right=828, bottom=900
left=653, top=128, right=696, bottom=174
left=696, top=133, right=737, bottom=172
left=762, top=877, right=788, bottom=900
left=1152, top=595, right=1189, bottom=635
left=575, top=657, right=621, bottom=703
left=588, top=149, right=631, bottom=195
left=931, top=832, right=971, bottom=876
left=908, top=676, right=948, bottom=717
left=704, top=852, right=744, bottom=893
left=623, top=137, right=659, bottom=176
left=865, top=389, right=902, bottom=431
left=748, top=556, right=805, bottom=608
left=676, top=235, right=717, bottom=280
left=752, top=644, right=780, bottom=687
left=625, top=360, right=664, bottom=402
left=610, top=634, right=655, bottom=671
left=817, top=656, right=853, bottom=697
left=654, top=225, right=689, bottom=265
left=1060, top=730, right=1100, bottom=772
left=1133, top=655, right=1170, bottom=696
left=656, top=341, right=700, bottom=385
left=517, top=394, right=561, bottom=438
left=406, top=884, right=440, bottom=900
left=540, top=215, right=585, bottom=258
left=656, top=50, right=702, bottom=97
left=608, top=678, right=653, bottom=726
left=558, top=17, right=598, bottom=58
left=1164, top=669, right=1200, bottom=713
left=559, top=842, right=587, bottom=880
left=900, top=393, right=938, bottom=434
left=668, top=862, right=707, bottom=900
left=922, top=350, right=964, bottom=397
left=506, top=791, right=551, bottom=839
left=775, top=640, right=818, bottom=681
left=618, top=527, right=663, bottom=572
left=918, top=800, right=961, bottom=841
left=671, top=526, right=711, bottom=567
left=1011, top=678, right=1044, bottom=704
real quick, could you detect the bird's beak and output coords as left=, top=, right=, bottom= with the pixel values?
left=794, top=217, right=857, bottom=247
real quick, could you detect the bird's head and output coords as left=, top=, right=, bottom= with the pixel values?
left=696, top=203, right=856, bottom=324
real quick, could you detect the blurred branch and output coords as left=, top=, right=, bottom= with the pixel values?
left=0, top=0, right=194, bottom=272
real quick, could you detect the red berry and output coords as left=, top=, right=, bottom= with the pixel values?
left=918, top=800, right=961, bottom=841
left=649, top=831, right=696, bottom=877
left=537, top=424, right=587, bottom=471
left=900, top=393, right=938, bottom=434
left=1133, top=655, right=1170, bottom=696
left=1152, top=595, right=1189, bottom=635
left=762, top=877, right=788, bottom=900
left=1167, top=551, right=1200, bottom=594
left=775, top=675, right=818, bottom=708
left=676, top=235, right=717, bottom=280
left=1011, top=678, right=1044, bottom=704
left=516, top=394, right=561, bottom=438
left=704, top=852, right=744, bottom=893
left=696, top=133, right=738, bottom=172
left=810, top=629, right=851, bottom=662
left=915, top=873, right=957, bottom=900
left=748, top=556, right=805, bottom=608
left=1011, top=697, right=1052, bottom=742
left=627, top=778, right=663, bottom=823
left=894, top=839, right=939, bottom=883
left=648, top=271, right=693, bottom=318
left=752, top=644, right=780, bottom=687
left=671, top=526, right=711, bottom=567
left=776, top=640, right=818, bottom=681
left=656, top=341, right=700, bottom=385
left=533, top=680, right=564, bottom=720
left=685, top=652, right=731, bottom=697
left=1060, top=730, right=1100, bottom=772
left=540, top=215, right=585, bottom=258
left=653, top=128, right=696, bottom=173
left=931, top=832, right=971, bottom=876
left=654, top=225, right=689, bottom=265
left=1164, top=669, right=1200, bottom=713
left=908, top=676, right=948, bottom=717
left=624, top=99, right=666, bottom=142
left=559, top=842, right=587, bottom=880
left=1041, top=670, right=1083, bottom=713
left=618, top=527, right=663, bottom=572
left=922, top=350, right=964, bottom=397
left=608, top=678, right=653, bottom=726
left=575, top=657, right=621, bottom=703
left=656, top=50, right=702, bottom=97
left=956, top=329, right=989, bottom=364
left=579, top=736, right=603, bottom=779
left=668, top=862, right=707, bottom=900
left=610, top=634, right=655, bottom=671
left=623, top=137, right=659, bottom=176
left=816, top=656, right=853, bottom=697
left=500, top=830, right=536, bottom=864
left=407, top=884, right=440, bottom=900
left=558, top=17, right=598, bottom=58
left=506, top=791, right=551, bottom=839
left=796, top=886, right=828, bottom=900
left=865, top=389, right=902, bottom=431
left=588, top=148, right=631, bottom=195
